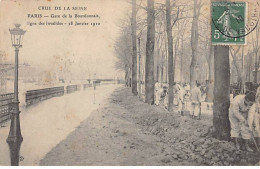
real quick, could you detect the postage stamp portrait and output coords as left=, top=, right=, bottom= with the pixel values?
left=212, top=2, right=247, bottom=45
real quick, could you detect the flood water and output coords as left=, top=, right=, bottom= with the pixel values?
left=0, top=84, right=119, bottom=166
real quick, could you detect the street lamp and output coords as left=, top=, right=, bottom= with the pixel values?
left=7, top=24, right=26, bottom=144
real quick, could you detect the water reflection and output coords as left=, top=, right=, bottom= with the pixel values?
left=7, top=140, right=22, bottom=166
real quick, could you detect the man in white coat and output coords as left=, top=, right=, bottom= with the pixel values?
left=229, top=91, right=255, bottom=151
left=190, top=82, right=202, bottom=119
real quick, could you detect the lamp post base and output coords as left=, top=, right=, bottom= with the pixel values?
left=6, top=104, right=23, bottom=144
left=6, top=135, right=23, bottom=143
left=6, top=107, right=23, bottom=166
left=7, top=137, right=22, bottom=166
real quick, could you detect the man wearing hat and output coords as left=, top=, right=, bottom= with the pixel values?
left=229, top=91, right=255, bottom=151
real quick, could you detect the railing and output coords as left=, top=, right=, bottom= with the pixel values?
left=0, top=93, right=14, bottom=124
left=93, top=81, right=101, bottom=86
left=83, top=83, right=92, bottom=89
left=76, top=84, right=81, bottom=91
left=0, top=81, right=115, bottom=125
left=26, top=86, right=64, bottom=106
left=66, top=85, right=81, bottom=94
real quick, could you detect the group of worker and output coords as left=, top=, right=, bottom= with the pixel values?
left=155, top=81, right=203, bottom=120
left=154, top=81, right=260, bottom=152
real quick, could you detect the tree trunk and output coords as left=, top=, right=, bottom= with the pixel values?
left=230, top=47, right=242, bottom=85
left=165, top=38, right=168, bottom=83
left=165, top=0, right=174, bottom=111
left=131, top=0, right=138, bottom=95
left=190, top=0, right=200, bottom=88
left=241, top=47, right=245, bottom=93
left=129, top=67, right=132, bottom=87
left=247, top=52, right=253, bottom=82
left=156, top=65, right=159, bottom=82
left=213, top=45, right=231, bottom=141
left=161, top=47, right=164, bottom=84
left=180, top=39, right=183, bottom=83
left=125, top=64, right=129, bottom=87
left=161, top=66, right=163, bottom=84
left=206, top=45, right=214, bottom=102
left=138, top=37, right=142, bottom=95
left=145, top=0, right=155, bottom=104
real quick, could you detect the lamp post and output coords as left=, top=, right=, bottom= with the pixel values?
left=7, top=24, right=26, bottom=145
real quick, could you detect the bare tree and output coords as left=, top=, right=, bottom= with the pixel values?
left=190, top=0, right=203, bottom=88
left=245, top=50, right=254, bottom=82
left=178, top=20, right=188, bottom=83
left=131, top=0, right=138, bottom=95
left=165, top=0, right=174, bottom=111
left=230, top=46, right=242, bottom=84
left=199, top=17, right=214, bottom=102
left=252, top=26, right=260, bottom=83
left=114, top=19, right=132, bottom=87
left=145, top=0, right=155, bottom=104
left=206, top=44, right=214, bottom=102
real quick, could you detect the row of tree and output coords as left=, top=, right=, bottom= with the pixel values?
left=115, top=0, right=260, bottom=141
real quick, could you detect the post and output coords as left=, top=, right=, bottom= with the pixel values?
left=7, top=140, right=22, bottom=166
left=6, top=48, right=23, bottom=166
left=93, top=83, right=96, bottom=104
left=7, top=47, right=23, bottom=143
left=7, top=24, right=25, bottom=166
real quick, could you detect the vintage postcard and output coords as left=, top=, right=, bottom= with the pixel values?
left=0, top=0, right=260, bottom=166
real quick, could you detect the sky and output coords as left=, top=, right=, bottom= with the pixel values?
left=0, top=0, right=130, bottom=79
left=1, top=0, right=259, bottom=81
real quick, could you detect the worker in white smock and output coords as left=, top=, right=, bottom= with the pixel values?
left=229, top=91, right=255, bottom=151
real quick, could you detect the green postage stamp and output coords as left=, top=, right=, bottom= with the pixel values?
left=211, top=2, right=247, bottom=45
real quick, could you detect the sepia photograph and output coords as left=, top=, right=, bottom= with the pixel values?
left=0, top=0, right=260, bottom=166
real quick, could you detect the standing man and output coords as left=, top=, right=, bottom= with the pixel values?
left=190, top=82, right=202, bottom=119
left=229, top=91, right=255, bottom=151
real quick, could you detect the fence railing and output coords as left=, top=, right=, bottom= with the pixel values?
left=0, top=93, right=14, bottom=124
left=93, top=81, right=101, bottom=86
left=26, top=86, right=64, bottom=106
left=66, top=85, right=80, bottom=94
left=83, top=83, right=92, bottom=88
left=0, top=81, right=114, bottom=125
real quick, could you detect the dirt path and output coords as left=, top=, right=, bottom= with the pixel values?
left=40, top=87, right=190, bottom=165
left=40, top=87, right=259, bottom=166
